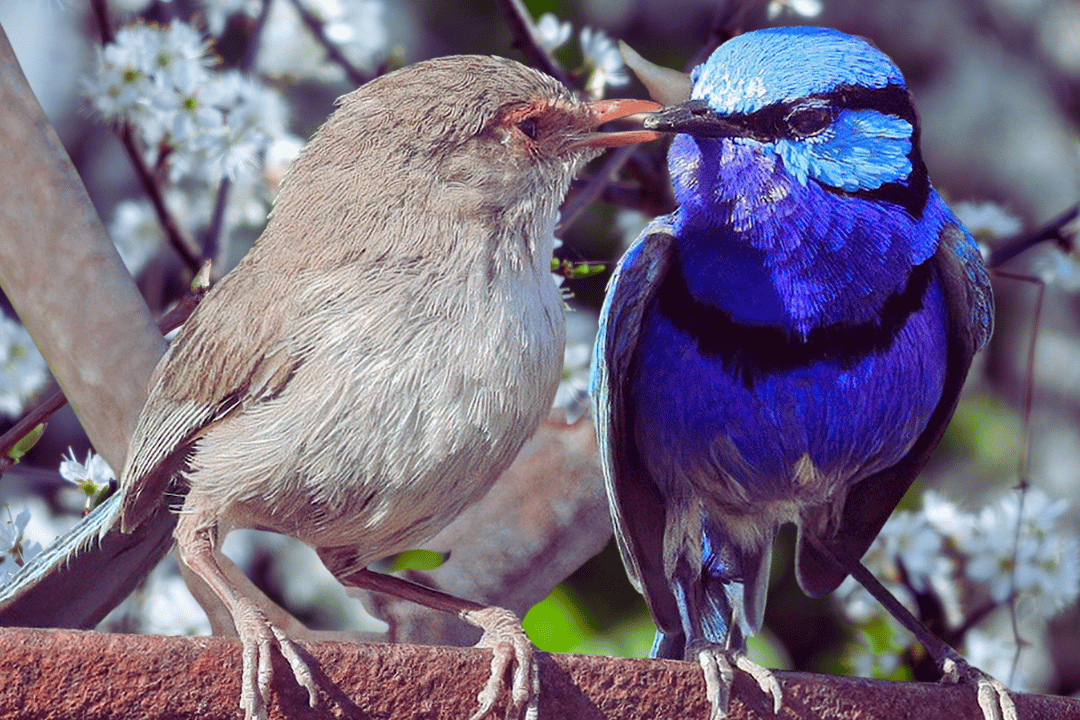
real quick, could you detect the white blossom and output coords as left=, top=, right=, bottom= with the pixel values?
left=767, top=0, right=824, bottom=19
left=0, top=506, right=42, bottom=584
left=59, top=449, right=116, bottom=511
left=953, top=201, right=1023, bottom=240
left=83, top=22, right=289, bottom=183
left=579, top=26, right=629, bottom=98
left=960, top=489, right=1080, bottom=618
left=535, top=13, right=572, bottom=53
left=0, top=316, right=48, bottom=420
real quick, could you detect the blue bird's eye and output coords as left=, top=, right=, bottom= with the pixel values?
left=784, top=105, right=835, bottom=139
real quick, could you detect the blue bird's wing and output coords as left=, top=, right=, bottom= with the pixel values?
left=591, top=218, right=684, bottom=643
left=796, top=222, right=994, bottom=598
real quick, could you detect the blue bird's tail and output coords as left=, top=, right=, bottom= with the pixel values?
left=653, top=520, right=776, bottom=661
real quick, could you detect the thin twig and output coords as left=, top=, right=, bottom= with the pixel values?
left=557, top=145, right=638, bottom=236
left=117, top=124, right=203, bottom=271
left=684, top=0, right=766, bottom=71
left=494, top=0, right=572, bottom=88
left=286, top=0, right=373, bottom=87
left=203, top=176, right=231, bottom=275
left=988, top=202, right=1080, bottom=269
left=239, top=0, right=275, bottom=72
left=989, top=269, right=1045, bottom=687
left=89, top=0, right=114, bottom=45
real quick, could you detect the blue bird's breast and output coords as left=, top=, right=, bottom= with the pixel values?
left=629, top=256, right=948, bottom=522
left=666, top=136, right=938, bottom=338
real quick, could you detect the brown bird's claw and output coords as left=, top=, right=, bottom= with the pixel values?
left=940, top=656, right=1017, bottom=720
left=698, top=647, right=782, bottom=720
left=237, top=609, right=319, bottom=720
left=462, top=606, right=539, bottom=720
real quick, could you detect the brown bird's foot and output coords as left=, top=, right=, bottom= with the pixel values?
left=178, top=517, right=319, bottom=720
left=462, top=606, right=539, bottom=720
left=235, top=605, right=320, bottom=720
left=697, top=647, right=782, bottom=720
left=940, top=656, right=1017, bottom=720
left=328, top=565, right=541, bottom=719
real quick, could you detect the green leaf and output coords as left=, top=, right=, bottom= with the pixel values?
left=6, top=423, right=45, bottom=462
left=385, top=548, right=447, bottom=572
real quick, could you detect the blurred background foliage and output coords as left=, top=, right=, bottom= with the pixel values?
left=0, top=0, right=1078, bottom=701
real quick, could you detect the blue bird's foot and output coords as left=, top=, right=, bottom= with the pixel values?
left=940, top=656, right=1017, bottom=720
left=697, top=647, right=782, bottom=719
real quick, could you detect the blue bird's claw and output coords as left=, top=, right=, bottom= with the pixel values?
left=697, top=647, right=782, bottom=719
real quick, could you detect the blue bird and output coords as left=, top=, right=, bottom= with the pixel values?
left=592, top=27, right=995, bottom=717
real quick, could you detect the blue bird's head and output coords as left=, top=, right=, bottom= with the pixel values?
left=646, top=26, right=930, bottom=220
left=643, top=27, right=944, bottom=333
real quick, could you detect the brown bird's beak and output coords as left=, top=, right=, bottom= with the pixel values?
left=575, top=98, right=665, bottom=149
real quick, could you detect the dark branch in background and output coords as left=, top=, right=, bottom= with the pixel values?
left=286, top=0, right=373, bottom=87
left=118, top=125, right=203, bottom=271
left=89, top=1, right=203, bottom=273
left=494, top=0, right=572, bottom=88
left=89, top=0, right=114, bottom=45
left=202, top=177, right=230, bottom=273
left=238, top=0, right=274, bottom=71
left=684, top=0, right=767, bottom=70
left=988, top=201, right=1080, bottom=269
left=0, top=283, right=208, bottom=471
left=203, top=0, right=274, bottom=268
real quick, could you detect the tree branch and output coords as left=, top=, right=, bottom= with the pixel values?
left=0, top=22, right=165, bottom=471
left=286, top=0, right=374, bottom=87
left=494, top=0, right=572, bottom=88
left=2, top=628, right=1077, bottom=720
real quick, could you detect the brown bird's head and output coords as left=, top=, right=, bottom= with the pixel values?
left=265, top=55, right=659, bottom=271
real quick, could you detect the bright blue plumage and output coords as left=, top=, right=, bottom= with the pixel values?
left=591, top=26, right=993, bottom=717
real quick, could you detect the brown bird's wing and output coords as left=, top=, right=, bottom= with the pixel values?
left=118, top=265, right=302, bottom=532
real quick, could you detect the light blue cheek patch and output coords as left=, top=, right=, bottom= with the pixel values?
left=774, top=109, right=912, bottom=192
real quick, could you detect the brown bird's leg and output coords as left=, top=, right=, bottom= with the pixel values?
left=326, top=557, right=537, bottom=720
left=175, top=510, right=319, bottom=720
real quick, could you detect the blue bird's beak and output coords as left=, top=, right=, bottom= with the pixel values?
left=643, top=100, right=754, bottom=139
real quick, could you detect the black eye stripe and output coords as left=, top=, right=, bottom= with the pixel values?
left=701, top=82, right=928, bottom=217
left=722, top=83, right=917, bottom=143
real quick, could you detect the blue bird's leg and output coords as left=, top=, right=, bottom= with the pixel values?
left=661, top=528, right=782, bottom=719
left=829, top=547, right=1017, bottom=720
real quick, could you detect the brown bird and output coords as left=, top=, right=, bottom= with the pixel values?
left=0, top=55, right=659, bottom=719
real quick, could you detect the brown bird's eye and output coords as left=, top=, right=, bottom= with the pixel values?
left=517, top=117, right=539, bottom=139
